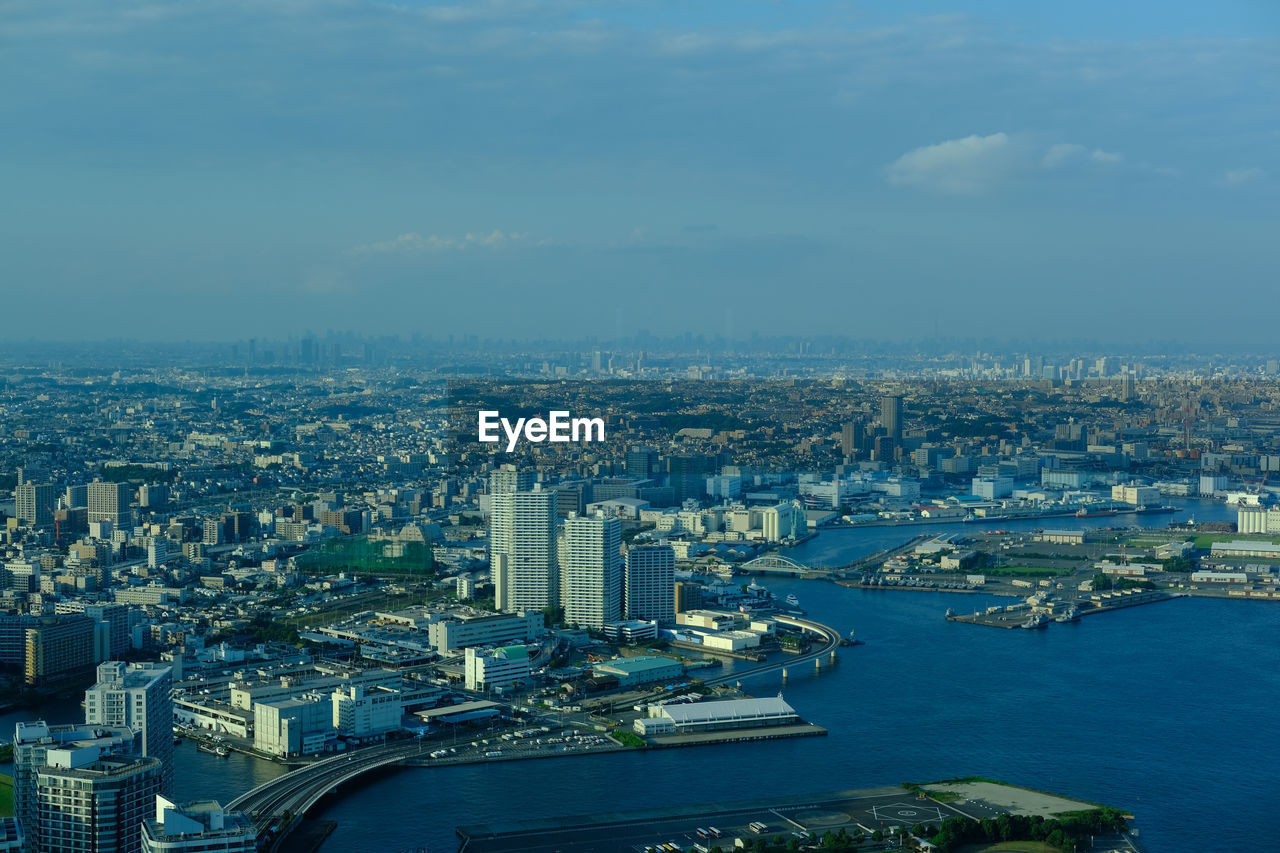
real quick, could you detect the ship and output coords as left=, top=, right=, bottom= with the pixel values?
left=785, top=594, right=800, bottom=608
left=197, top=743, right=229, bottom=757
left=840, top=630, right=866, bottom=647
left=1054, top=606, right=1080, bottom=623
left=1021, top=613, right=1049, bottom=629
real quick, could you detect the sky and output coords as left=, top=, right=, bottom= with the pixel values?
left=2, top=0, right=1277, bottom=344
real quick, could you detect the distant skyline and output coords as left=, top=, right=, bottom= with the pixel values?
left=3, top=1, right=1277, bottom=343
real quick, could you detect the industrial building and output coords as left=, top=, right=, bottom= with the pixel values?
left=589, top=656, right=682, bottom=688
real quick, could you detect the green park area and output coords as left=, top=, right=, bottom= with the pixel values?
left=1192, top=533, right=1280, bottom=549
left=0, top=774, right=14, bottom=818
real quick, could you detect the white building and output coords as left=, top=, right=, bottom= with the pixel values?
left=560, top=512, right=622, bottom=629
left=142, top=797, right=255, bottom=853
left=971, top=477, right=1013, bottom=500
left=625, top=544, right=675, bottom=623
left=426, top=611, right=543, bottom=654
left=331, top=685, right=401, bottom=740
left=83, top=661, right=174, bottom=793
left=253, top=695, right=332, bottom=757
left=464, top=645, right=531, bottom=691
left=1237, top=506, right=1280, bottom=535
left=491, top=486, right=559, bottom=612
left=1111, top=484, right=1160, bottom=506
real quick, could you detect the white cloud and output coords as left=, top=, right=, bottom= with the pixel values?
left=1091, top=149, right=1122, bottom=164
left=351, top=229, right=526, bottom=255
left=886, top=132, right=1017, bottom=194
left=1224, top=167, right=1264, bottom=186
left=1042, top=143, right=1086, bottom=168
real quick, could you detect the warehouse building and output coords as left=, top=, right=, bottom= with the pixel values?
left=634, top=696, right=798, bottom=735
left=589, top=656, right=683, bottom=688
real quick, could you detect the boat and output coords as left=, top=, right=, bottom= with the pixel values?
left=1076, top=508, right=1119, bottom=518
left=197, top=743, right=229, bottom=757
left=1021, top=613, right=1049, bottom=629
left=173, top=734, right=182, bottom=745
left=840, top=630, right=866, bottom=647
left=1054, top=606, right=1080, bottom=623
left=785, top=594, right=800, bottom=608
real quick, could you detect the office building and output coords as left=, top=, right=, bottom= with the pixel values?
left=560, top=512, right=621, bottom=629
left=84, top=662, right=175, bottom=793
left=626, top=446, right=659, bottom=478
left=674, top=581, right=704, bottom=614
left=426, top=611, right=542, bottom=654
left=880, top=395, right=903, bottom=439
left=15, top=483, right=58, bottom=529
left=840, top=422, right=863, bottom=459
left=88, top=482, right=132, bottom=526
left=141, top=798, right=255, bottom=853
left=490, top=486, right=558, bottom=612
left=625, top=544, right=675, bottom=623
left=464, top=645, right=531, bottom=691
left=138, top=485, right=170, bottom=509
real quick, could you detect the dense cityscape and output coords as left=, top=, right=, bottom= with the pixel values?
left=1, top=342, right=1278, bottom=851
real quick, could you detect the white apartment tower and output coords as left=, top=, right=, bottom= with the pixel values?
left=561, top=512, right=622, bottom=629
left=491, top=485, right=558, bottom=612
left=84, top=661, right=175, bottom=793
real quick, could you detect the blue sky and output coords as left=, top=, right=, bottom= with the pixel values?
left=2, top=1, right=1276, bottom=343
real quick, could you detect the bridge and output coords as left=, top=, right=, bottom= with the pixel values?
left=702, top=614, right=842, bottom=686
left=738, top=554, right=818, bottom=575
left=228, top=740, right=421, bottom=848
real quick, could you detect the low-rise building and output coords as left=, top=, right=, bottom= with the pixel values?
left=590, top=656, right=682, bottom=688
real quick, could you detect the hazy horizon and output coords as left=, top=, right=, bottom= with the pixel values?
left=3, top=1, right=1277, bottom=344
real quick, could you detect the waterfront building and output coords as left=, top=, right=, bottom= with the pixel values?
left=141, top=797, right=255, bottom=853
left=84, top=662, right=175, bottom=792
left=589, top=656, right=682, bottom=688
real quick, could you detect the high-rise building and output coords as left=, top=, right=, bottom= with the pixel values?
left=840, top=422, right=863, bottom=459
left=626, top=446, right=659, bottom=478
left=674, top=580, right=703, bottom=614
left=88, top=482, right=132, bottom=527
left=12, top=721, right=144, bottom=853
left=24, top=615, right=99, bottom=686
left=84, top=662, right=175, bottom=793
left=15, top=483, right=57, bottom=529
left=53, top=603, right=130, bottom=657
left=65, top=484, right=89, bottom=509
left=880, top=395, right=903, bottom=440
left=625, top=544, right=675, bottom=623
left=489, top=464, right=534, bottom=497
left=37, top=754, right=161, bottom=853
left=668, top=454, right=713, bottom=504
left=138, top=485, right=170, bottom=509
left=560, top=513, right=622, bottom=629
left=141, top=797, right=256, bottom=853
left=490, top=486, right=558, bottom=612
